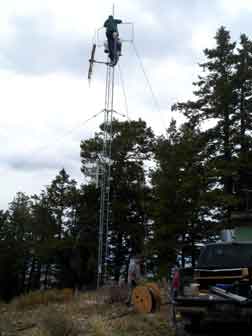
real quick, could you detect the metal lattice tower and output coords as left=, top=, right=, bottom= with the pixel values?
left=88, top=10, right=134, bottom=288
left=97, top=64, right=115, bottom=288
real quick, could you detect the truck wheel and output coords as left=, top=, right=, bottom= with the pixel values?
left=169, top=304, right=176, bottom=329
left=169, top=305, right=187, bottom=336
left=175, top=321, right=190, bottom=336
left=186, top=316, right=201, bottom=333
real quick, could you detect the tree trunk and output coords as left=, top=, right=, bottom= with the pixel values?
left=34, top=260, right=42, bottom=289
left=27, top=256, right=35, bottom=292
left=44, top=264, right=50, bottom=289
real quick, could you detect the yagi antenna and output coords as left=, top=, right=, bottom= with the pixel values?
left=88, top=44, right=97, bottom=84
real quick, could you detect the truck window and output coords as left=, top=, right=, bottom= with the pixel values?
left=197, top=243, right=252, bottom=268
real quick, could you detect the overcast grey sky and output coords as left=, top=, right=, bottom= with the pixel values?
left=1, top=0, right=252, bottom=209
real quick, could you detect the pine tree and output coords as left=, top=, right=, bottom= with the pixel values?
left=232, top=34, right=252, bottom=215
left=80, top=119, right=154, bottom=280
left=29, top=191, right=57, bottom=290
left=173, top=27, right=237, bottom=227
left=72, top=184, right=99, bottom=287
left=7, top=192, right=32, bottom=295
left=46, top=169, right=79, bottom=288
left=47, top=168, right=77, bottom=239
left=151, top=120, right=210, bottom=273
left=0, top=210, right=21, bottom=301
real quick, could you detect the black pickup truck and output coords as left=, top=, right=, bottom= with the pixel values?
left=171, top=241, right=252, bottom=333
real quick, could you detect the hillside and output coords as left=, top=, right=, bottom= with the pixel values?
left=0, top=289, right=171, bottom=336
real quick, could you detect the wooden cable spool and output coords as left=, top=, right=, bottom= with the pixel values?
left=132, top=285, right=153, bottom=313
left=145, top=282, right=161, bottom=310
left=132, top=283, right=161, bottom=313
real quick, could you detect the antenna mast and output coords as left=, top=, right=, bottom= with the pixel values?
left=97, top=5, right=117, bottom=288
left=88, top=7, right=134, bottom=288
left=97, top=62, right=115, bottom=288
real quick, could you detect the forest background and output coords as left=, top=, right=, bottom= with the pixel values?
left=1, top=27, right=252, bottom=302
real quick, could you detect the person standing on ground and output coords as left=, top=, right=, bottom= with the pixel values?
left=126, top=255, right=142, bottom=305
left=170, top=262, right=180, bottom=300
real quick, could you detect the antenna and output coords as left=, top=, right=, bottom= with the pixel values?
left=88, top=44, right=96, bottom=84
left=87, top=9, right=133, bottom=288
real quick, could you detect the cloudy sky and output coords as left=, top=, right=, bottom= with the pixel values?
left=1, top=0, right=252, bottom=209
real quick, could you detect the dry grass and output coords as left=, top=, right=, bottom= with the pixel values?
left=105, top=286, right=128, bottom=304
left=11, top=288, right=74, bottom=310
left=108, top=312, right=170, bottom=336
left=40, top=308, right=80, bottom=336
left=0, top=289, right=172, bottom=336
left=87, top=316, right=112, bottom=336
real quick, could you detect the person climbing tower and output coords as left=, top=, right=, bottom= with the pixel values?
left=104, top=15, right=122, bottom=64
